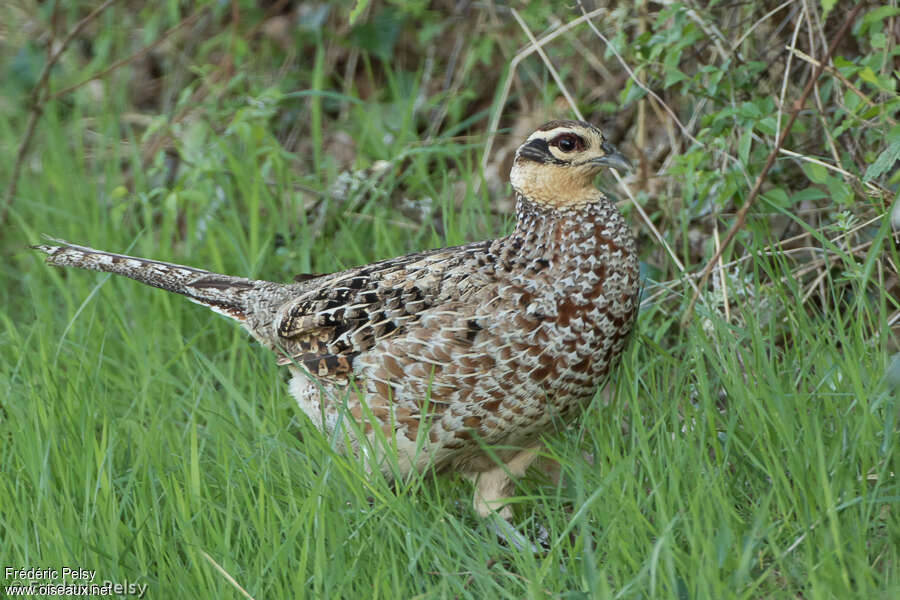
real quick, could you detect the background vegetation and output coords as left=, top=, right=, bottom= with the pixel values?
left=1, top=0, right=898, bottom=597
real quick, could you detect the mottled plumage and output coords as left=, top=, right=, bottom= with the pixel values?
left=34, top=120, right=639, bottom=522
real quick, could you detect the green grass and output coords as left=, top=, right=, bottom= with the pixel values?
left=1, top=2, right=899, bottom=598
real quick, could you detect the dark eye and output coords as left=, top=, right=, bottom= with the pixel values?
left=550, top=133, right=584, bottom=153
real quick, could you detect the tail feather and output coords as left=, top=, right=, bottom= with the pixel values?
left=34, top=237, right=260, bottom=321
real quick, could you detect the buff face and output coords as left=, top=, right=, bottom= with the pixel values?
left=509, top=120, right=630, bottom=210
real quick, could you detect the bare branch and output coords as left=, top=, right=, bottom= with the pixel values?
left=1, top=0, right=120, bottom=227
left=683, top=2, right=867, bottom=324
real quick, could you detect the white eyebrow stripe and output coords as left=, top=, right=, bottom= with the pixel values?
left=528, top=127, right=578, bottom=141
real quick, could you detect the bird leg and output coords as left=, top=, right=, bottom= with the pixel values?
left=468, top=444, right=542, bottom=550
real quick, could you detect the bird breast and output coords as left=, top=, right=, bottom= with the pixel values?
left=495, top=195, right=639, bottom=391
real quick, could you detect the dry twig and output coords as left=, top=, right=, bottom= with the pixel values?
left=682, top=2, right=866, bottom=324
left=200, top=551, right=256, bottom=600
left=47, top=5, right=210, bottom=102
left=1, top=0, right=120, bottom=227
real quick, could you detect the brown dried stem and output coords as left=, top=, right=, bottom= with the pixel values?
left=46, top=5, right=210, bottom=102
left=1, top=0, right=120, bottom=227
left=682, top=2, right=866, bottom=325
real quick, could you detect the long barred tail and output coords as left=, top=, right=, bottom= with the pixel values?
left=33, top=237, right=262, bottom=321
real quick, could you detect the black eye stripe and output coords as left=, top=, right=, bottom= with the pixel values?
left=517, top=138, right=567, bottom=164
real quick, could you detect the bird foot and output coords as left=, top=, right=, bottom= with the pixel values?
left=487, top=513, right=550, bottom=554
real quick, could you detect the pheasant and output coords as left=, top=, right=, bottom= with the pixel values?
left=35, top=120, right=638, bottom=535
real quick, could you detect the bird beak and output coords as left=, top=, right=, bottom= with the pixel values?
left=592, top=141, right=632, bottom=172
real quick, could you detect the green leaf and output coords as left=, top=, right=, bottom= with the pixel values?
left=738, top=127, right=753, bottom=166
left=621, top=79, right=648, bottom=104
left=757, top=117, right=777, bottom=136
left=824, top=176, right=853, bottom=205
left=738, top=101, right=762, bottom=120
left=348, top=8, right=404, bottom=60
left=858, top=67, right=895, bottom=92
left=833, top=56, right=855, bottom=69
left=861, top=6, right=900, bottom=28
left=802, top=162, right=829, bottom=184
left=349, top=0, right=370, bottom=25
left=859, top=67, right=879, bottom=85
left=864, top=139, right=900, bottom=182
left=664, top=67, right=689, bottom=88
left=820, top=0, right=836, bottom=19
left=663, top=49, right=688, bottom=88
left=763, top=188, right=789, bottom=206
left=790, top=188, right=828, bottom=204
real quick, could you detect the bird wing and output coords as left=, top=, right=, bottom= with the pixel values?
left=274, top=241, right=494, bottom=378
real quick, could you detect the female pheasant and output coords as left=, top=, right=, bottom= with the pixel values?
left=35, top=120, right=638, bottom=526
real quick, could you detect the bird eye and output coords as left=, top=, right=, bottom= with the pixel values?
left=550, top=133, right=583, bottom=153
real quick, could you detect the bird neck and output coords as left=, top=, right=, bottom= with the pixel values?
left=488, top=193, right=638, bottom=326
left=509, top=159, right=601, bottom=210
left=495, top=193, right=636, bottom=284
left=513, top=192, right=627, bottom=244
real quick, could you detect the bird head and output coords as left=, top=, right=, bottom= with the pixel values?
left=509, top=120, right=630, bottom=210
